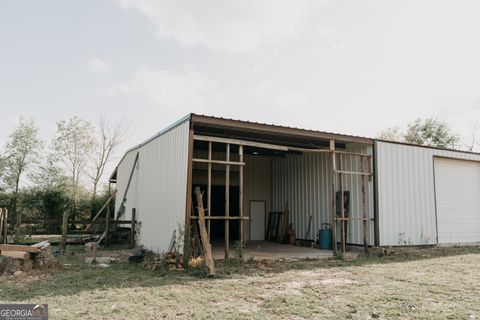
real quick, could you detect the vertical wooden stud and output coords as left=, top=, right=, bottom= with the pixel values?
left=225, top=143, right=230, bottom=259
left=207, top=141, right=212, bottom=241
left=361, top=157, right=368, bottom=252
left=131, top=208, right=136, bottom=248
left=330, top=140, right=337, bottom=255
left=239, top=145, right=244, bottom=256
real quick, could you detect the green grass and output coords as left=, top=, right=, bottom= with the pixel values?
left=1, top=246, right=480, bottom=319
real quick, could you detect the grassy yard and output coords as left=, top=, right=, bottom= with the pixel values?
left=1, top=246, right=480, bottom=319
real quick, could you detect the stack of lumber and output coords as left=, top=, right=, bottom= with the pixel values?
left=0, top=241, right=50, bottom=260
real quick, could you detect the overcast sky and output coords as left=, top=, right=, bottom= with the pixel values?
left=2, top=0, right=480, bottom=159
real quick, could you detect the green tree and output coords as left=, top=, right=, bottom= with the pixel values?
left=378, top=117, right=459, bottom=148
left=404, top=118, right=459, bottom=148
left=1, top=118, right=42, bottom=226
left=52, top=117, right=95, bottom=222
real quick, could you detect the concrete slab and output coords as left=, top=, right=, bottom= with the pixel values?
left=212, top=240, right=333, bottom=260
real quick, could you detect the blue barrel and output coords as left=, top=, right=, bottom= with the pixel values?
left=319, top=223, right=333, bottom=250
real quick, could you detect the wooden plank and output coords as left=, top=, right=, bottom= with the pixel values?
left=192, top=158, right=245, bottom=166
left=361, top=157, right=368, bottom=252
left=0, top=208, right=4, bottom=244
left=1, top=251, right=30, bottom=260
left=184, top=128, right=194, bottom=265
left=339, top=155, right=346, bottom=254
left=190, top=216, right=250, bottom=220
left=0, top=244, right=40, bottom=253
left=3, top=209, right=7, bottom=244
left=194, top=134, right=372, bottom=157
left=84, top=191, right=116, bottom=231
left=239, top=145, right=244, bottom=256
left=225, top=144, right=230, bottom=259
left=131, top=209, right=136, bottom=249
left=334, top=170, right=372, bottom=176
left=334, top=217, right=374, bottom=221
left=194, top=134, right=289, bottom=151
left=194, top=187, right=215, bottom=276
left=207, top=141, right=212, bottom=241
left=330, top=140, right=337, bottom=255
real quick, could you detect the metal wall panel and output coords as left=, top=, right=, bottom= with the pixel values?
left=114, top=119, right=190, bottom=253
left=272, top=144, right=374, bottom=245
left=376, top=141, right=480, bottom=246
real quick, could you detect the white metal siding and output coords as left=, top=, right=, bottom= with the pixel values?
left=114, top=120, right=190, bottom=253
left=272, top=144, right=374, bottom=245
left=435, top=158, right=480, bottom=244
left=376, top=141, right=480, bottom=246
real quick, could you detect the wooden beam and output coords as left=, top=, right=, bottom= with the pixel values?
left=0, top=244, right=40, bottom=253
left=190, top=216, right=250, bottom=220
left=339, top=155, right=346, bottom=255
left=184, top=128, right=194, bottom=265
left=330, top=140, right=337, bottom=255
left=84, top=191, right=117, bottom=231
left=334, top=170, right=372, bottom=176
left=334, top=217, right=374, bottom=221
left=225, top=144, right=230, bottom=259
left=239, top=145, right=244, bottom=257
left=192, top=158, right=245, bottom=166
left=0, top=208, right=4, bottom=244
left=194, top=187, right=215, bottom=276
left=361, top=157, right=368, bottom=252
left=207, top=141, right=212, bottom=241
left=194, top=134, right=289, bottom=151
left=3, top=209, right=7, bottom=244
left=131, top=208, right=136, bottom=249
left=1, top=251, right=30, bottom=260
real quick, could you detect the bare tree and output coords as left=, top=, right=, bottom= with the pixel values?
left=1, top=118, right=42, bottom=226
left=53, top=116, right=95, bottom=221
left=87, top=117, right=129, bottom=217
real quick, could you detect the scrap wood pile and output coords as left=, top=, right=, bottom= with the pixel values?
left=0, top=240, right=60, bottom=275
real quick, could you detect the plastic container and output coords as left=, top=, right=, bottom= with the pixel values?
left=319, top=223, right=333, bottom=250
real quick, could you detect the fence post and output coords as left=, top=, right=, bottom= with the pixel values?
left=61, top=210, right=68, bottom=251
left=3, top=209, right=7, bottom=244
left=131, top=208, right=136, bottom=248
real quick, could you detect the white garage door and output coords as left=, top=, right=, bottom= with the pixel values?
left=434, top=158, right=480, bottom=244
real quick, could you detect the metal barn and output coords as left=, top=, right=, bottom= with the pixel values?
left=110, top=114, right=480, bottom=257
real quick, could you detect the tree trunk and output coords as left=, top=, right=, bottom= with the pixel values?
left=13, top=177, right=20, bottom=229
left=90, top=182, right=98, bottom=220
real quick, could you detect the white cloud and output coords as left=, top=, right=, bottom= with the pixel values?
left=108, top=66, right=221, bottom=115
left=115, top=0, right=323, bottom=52
left=88, top=57, right=113, bottom=74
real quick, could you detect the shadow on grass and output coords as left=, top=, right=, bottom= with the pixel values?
left=2, top=245, right=479, bottom=301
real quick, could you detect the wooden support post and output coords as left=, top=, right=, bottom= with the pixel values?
left=184, top=128, right=194, bottom=267
left=339, top=155, right=346, bottom=254
left=131, top=208, right=136, bottom=248
left=105, top=184, right=111, bottom=246
left=330, top=140, right=337, bottom=254
left=61, top=210, right=68, bottom=251
left=3, top=209, right=7, bottom=244
left=361, top=157, right=368, bottom=252
left=239, top=145, right=244, bottom=257
left=0, top=208, right=4, bottom=244
left=194, top=187, right=215, bottom=276
left=225, top=144, right=230, bottom=259
left=207, top=141, right=212, bottom=241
